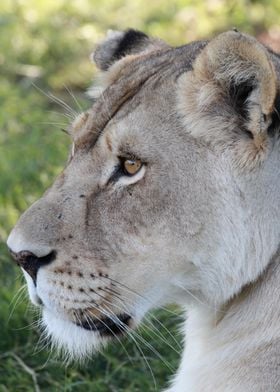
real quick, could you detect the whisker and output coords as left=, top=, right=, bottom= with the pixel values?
left=37, top=121, right=69, bottom=127
left=63, top=85, right=84, bottom=113
left=48, top=92, right=78, bottom=118
left=104, top=289, right=181, bottom=354
left=174, top=283, right=227, bottom=315
left=8, top=285, right=28, bottom=324
left=12, top=318, right=41, bottom=331
left=140, top=316, right=181, bottom=355
left=31, top=83, right=77, bottom=119
left=9, top=284, right=27, bottom=309
left=102, top=276, right=180, bottom=317
left=148, top=313, right=182, bottom=350
left=45, top=110, right=74, bottom=120
left=100, top=304, right=157, bottom=391
left=83, top=303, right=133, bottom=365
left=100, top=302, right=175, bottom=373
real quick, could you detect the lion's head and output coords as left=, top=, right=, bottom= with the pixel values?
left=7, top=29, right=280, bottom=361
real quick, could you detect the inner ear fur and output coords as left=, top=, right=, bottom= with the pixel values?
left=179, top=30, right=278, bottom=165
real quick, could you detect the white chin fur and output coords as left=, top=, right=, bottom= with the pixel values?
left=43, top=308, right=105, bottom=361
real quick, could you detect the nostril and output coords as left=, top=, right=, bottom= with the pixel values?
left=9, top=249, right=56, bottom=284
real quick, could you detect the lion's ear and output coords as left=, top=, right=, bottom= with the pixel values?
left=178, top=30, right=279, bottom=165
left=92, top=29, right=166, bottom=71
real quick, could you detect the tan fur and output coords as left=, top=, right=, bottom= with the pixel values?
left=177, top=31, right=278, bottom=170
left=7, top=30, right=280, bottom=391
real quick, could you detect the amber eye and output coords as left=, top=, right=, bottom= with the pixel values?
left=122, top=158, right=143, bottom=176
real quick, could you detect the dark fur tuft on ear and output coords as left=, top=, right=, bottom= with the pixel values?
left=93, top=29, right=149, bottom=71
left=113, top=29, right=148, bottom=61
left=93, top=29, right=168, bottom=71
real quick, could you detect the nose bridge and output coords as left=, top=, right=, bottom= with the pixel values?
left=7, top=192, right=63, bottom=282
left=7, top=189, right=65, bottom=266
left=8, top=158, right=92, bottom=254
left=16, top=194, right=63, bottom=244
left=7, top=157, right=95, bottom=264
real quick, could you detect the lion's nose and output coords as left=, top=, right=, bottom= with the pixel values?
left=7, top=228, right=56, bottom=284
left=8, top=249, right=56, bottom=283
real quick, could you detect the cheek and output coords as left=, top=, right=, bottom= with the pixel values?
left=83, top=176, right=177, bottom=262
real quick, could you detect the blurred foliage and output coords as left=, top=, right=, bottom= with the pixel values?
left=1, top=0, right=280, bottom=91
left=0, top=0, right=280, bottom=391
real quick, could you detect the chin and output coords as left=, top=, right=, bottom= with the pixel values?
left=42, top=307, right=137, bottom=362
left=42, top=308, right=105, bottom=361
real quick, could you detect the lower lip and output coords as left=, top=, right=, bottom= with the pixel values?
left=75, top=314, right=132, bottom=336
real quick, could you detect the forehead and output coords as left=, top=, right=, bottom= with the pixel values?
left=71, top=46, right=195, bottom=151
left=101, top=81, right=181, bottom=162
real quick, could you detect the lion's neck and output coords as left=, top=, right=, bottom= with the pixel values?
left=168, top=251, right=280, bottom=392
left=197, top=146, right=280, bottom=308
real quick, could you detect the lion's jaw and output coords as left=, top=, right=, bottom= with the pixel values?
left=11, top=223, right=184, bottom=360
left=7, top=29, right=280, bottom=389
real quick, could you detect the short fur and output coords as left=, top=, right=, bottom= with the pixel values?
left=7, top=30, right=280, bottom=391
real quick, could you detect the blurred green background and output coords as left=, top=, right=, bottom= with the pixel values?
left=0, top=1, right=280, bottom=391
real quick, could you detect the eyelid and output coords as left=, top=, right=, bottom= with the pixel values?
left=118, top=152, right=140, bottom=161
left=118, top=152, right=147, bottom=167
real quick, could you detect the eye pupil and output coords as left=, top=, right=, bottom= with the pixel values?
left=123, top=159, right=142, bottom=176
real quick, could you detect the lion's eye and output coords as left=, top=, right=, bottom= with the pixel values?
left=122, top=159, right=142, bottom=176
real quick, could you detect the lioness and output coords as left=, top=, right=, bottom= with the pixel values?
left=7, top=29, right=280, bottom=391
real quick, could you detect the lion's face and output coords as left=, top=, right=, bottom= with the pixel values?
left=7, top=29, right=280, bottom=359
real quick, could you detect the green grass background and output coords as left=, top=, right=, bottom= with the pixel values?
left=1, top=1, right=280, bottom=391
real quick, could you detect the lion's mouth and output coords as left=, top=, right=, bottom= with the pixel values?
left=75, top=313, right=132, bottom=336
